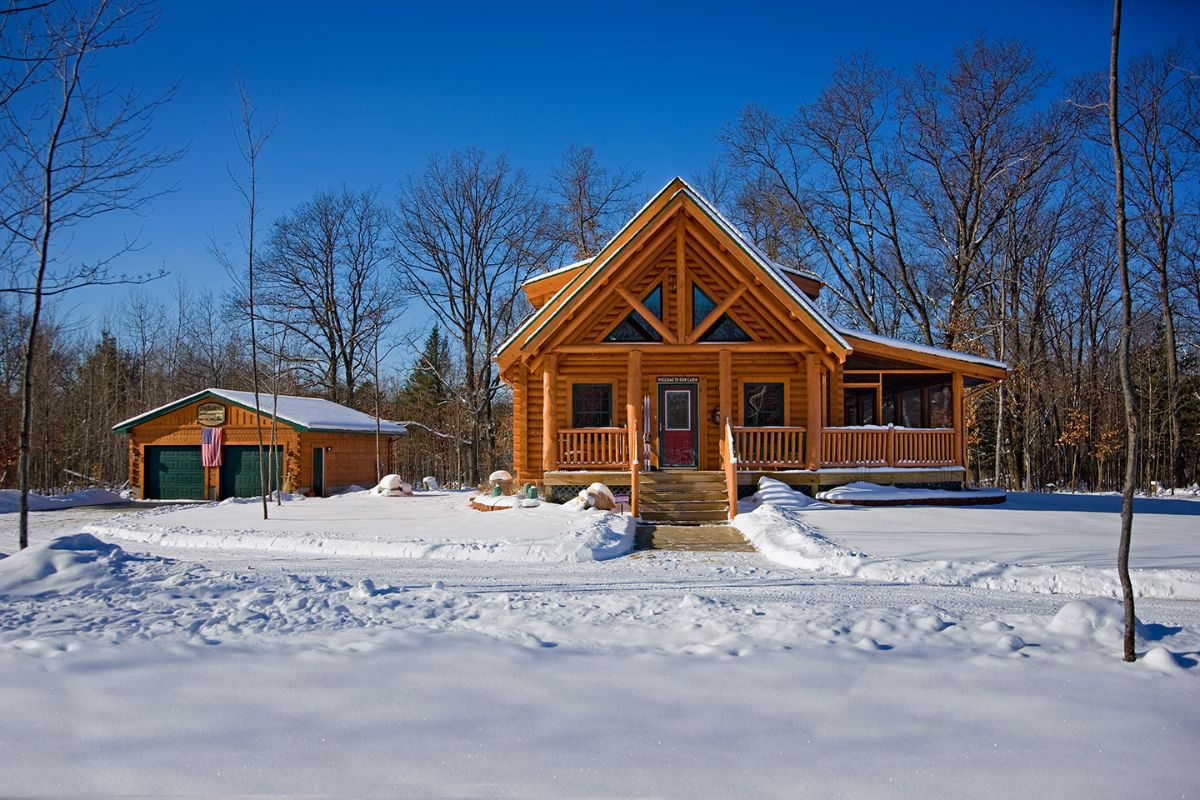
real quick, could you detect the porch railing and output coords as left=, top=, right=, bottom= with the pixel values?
left=821, top=425, right=957, bottom=468
left=894, top=427, right=957, bottom=466
left=557, top=427, right=629, bottom=468
left=733, top=426, right=807, bottom=469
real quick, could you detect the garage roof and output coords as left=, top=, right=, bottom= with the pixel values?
left=112, top=388, right=408, bottom=435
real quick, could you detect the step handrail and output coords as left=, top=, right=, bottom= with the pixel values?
left=722, top=417, right=738, bottom=520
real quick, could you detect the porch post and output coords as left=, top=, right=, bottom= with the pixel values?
left=627, top=350, right=641, bottom=516
left=806, top=352, right=823, bottom=469
left=718, top=348, right=732, bottom=431
left=952, top=371, right=965, bottom=470
left=542, top=354, right=558, bottom=474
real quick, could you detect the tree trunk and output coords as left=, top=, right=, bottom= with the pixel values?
left=1108, top=0, right=1138, bottom=664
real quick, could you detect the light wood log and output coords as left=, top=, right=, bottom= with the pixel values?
left=542, top=354, right=557, bottom=474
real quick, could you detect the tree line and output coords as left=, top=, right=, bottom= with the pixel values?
left=2, top=1, right=1196, bottom=511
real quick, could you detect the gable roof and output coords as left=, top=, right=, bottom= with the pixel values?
left=112, top=388, right=408, bottom=435
left=497, top=178, right=850, bottom=366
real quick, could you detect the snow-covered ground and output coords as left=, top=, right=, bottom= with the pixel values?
left=80, top=489, right=635, bottom=563
left=736, top=484, right=1200, bottom=600
left=800, top=490, right=1200, bottom=569
left=1, top=493, right=1198, bottom=797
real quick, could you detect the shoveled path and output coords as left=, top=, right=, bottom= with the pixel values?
left=634, top=523, right=756, bottom=552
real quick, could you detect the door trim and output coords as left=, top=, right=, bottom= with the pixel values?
left=657, top=382, right=699, bottom=468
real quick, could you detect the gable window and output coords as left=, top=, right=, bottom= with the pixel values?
left=572, top=384, right=613, bottom=428
left=743, top=382, right=785, bottom=427
left=604, top=284, right=663, bottom=342
left=692, top=284, right=751, bottom=342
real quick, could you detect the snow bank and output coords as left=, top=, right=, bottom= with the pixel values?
left=472, top=493, right=539, bottom=509
left=0, top=488, right=124, bottom=514
left=734, top=502, right=1200, bottom=599
left=85, top=492, right=634, bottom=563
left=0, top=533, right=128, bottom=596
left=817, top=481, right=1006, bottom=504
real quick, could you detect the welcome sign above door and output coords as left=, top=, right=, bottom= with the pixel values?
left=656, top=376, right=698, bottom=383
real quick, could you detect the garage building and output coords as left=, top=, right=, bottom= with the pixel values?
left=113, top=388, right=407, bottom=500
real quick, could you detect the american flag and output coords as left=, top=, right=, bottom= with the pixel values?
left=201, top=427, right=223, bottom=467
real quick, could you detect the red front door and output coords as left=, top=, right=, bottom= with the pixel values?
left=658, top=383, right=698, bottom=468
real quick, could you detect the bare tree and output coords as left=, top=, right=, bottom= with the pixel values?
left=211, top=79, right=281, bottom=519
left=393, top=148, right=554, bottom=482
left=549, top=145, right=642, bottom=261
left=1118, top=46, right=1198, bottom=491
left=1, top=0, right=177, bottom=549
left=900, top=38, right=1078, bottom=349
left=256, top=188, right=403, bottom=405
left=1107, top=0, right=1139, bottom=663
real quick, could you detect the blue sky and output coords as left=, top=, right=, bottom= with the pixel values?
left=57, top=0, right=1197, bottom=337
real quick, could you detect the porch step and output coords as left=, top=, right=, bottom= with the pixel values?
left=637, top=470, right=731, bottom=525
left=640, top=509, right=731, bottom=524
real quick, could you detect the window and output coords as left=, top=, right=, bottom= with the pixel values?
left=928, top=383, right=952, bottom=427
left=604, top=284, right=663, bottom=342
left=843, top=387, right=877, bottom=425
left=876, top=375, right=953, bottom=427
left=693, top=284, right=751, bottom=342
left=743, top=382, right=785, bottom=427
left=572, top=384, right=612, bottom=427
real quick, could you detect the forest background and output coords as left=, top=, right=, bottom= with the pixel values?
left=2, top=1, right=1197, bottom=492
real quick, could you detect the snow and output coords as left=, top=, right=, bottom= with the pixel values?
left=112, top=388, right=408, bottom=434
left=1, top=491, right=1198, bottom=797
left=471, top=492, right=540, bottom=508
left=817, top=480, right=1006, bottom=503
left=796, top=490, right=1200, bottom=570
left=0, top=487, right=124, bottom=513
left=736, top=486, right=1200, bottom=599
left=82, top=490, right=635, bottom=563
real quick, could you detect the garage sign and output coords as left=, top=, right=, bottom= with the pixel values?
left=197, top=402, right=227, bottom=427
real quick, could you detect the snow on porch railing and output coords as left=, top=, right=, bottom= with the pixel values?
left=732, top=426, right=807, bottom=469
left=820, top=425, right=958, bottom=468
left=557, top=427, right=629, bottom=468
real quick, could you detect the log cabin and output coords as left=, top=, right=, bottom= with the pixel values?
left=114, top=388, right=406, bottom=500
left=496, top=178, right=1006, bottom=523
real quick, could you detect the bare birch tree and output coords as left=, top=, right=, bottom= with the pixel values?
left=212, top=79, right=280, bottom=519
left=1107, top=0, right=1139, bottom=663
left=1, top=0, right=177, bottom=548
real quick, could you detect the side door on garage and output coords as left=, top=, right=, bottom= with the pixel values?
left=144, top=445, right=205, bottom=500
left=218, top=445, right=283, bottom=499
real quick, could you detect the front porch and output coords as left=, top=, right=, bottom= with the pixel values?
left=543, top=422, right=970, bottom=518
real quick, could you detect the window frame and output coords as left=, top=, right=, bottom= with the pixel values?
left=739, top=378, right=790, bottom=427
left=570, top=382, right=614, bottom=428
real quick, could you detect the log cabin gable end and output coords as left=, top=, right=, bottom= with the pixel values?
left=498, top=178, right=851, bottom=369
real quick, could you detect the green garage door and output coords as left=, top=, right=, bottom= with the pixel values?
left=219, top=445, right=283, bottom=499
left=144, top=446, right=204, bottom=500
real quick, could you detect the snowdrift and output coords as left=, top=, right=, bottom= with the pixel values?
left=0, top=488, right=124, bottom=514
left=735, top=501, right=1200, bottom=600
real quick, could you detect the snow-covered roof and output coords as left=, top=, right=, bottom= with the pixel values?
left=113, top=389, right=408, bottom=435
left=522, top=257, right=595, bottom=286
left=839, top=327, right=1008, bottom=371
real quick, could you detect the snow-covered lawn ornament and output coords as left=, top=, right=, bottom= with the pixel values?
left=563, top=482, right=616, bottom=512
left=487, top=469, right=514, bottom=495
left=422, top=476, right=439, bottom=491
left=369, top=474, right=413, bottom=497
